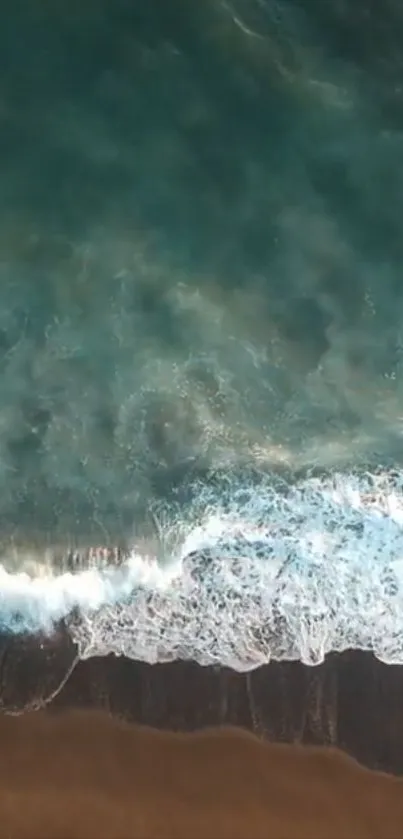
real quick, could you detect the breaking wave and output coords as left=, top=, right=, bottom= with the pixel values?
left=2, top=467, right=403, bottom=669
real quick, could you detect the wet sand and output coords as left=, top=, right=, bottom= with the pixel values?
left=1, top=710, right=403, bottom=839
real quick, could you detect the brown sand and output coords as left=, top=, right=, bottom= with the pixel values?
left=0, top=711, right=403, bottom=839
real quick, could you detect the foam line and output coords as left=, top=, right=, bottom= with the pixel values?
left=1, top=469, right=403, bottom=669
left=0, top=554, right=179, bottom=635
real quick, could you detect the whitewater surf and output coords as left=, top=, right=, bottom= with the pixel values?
left=0, top=467, right=403, bottom=671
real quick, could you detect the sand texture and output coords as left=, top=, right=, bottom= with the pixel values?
left=2, top=709, right=403, bottom=839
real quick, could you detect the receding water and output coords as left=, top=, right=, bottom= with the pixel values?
left=1, top=0, right=403, bottom=664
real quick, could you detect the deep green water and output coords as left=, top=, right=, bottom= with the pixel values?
left=1, top=0, right=403, bottom=554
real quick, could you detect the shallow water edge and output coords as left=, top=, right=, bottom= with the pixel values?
left=0, top=625, right=401, bottom=776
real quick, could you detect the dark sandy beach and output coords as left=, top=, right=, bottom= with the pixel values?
left=2, top=709, right=403, bottom=839
left=1, top=638, right=403, bottom=838
left=3, top=628, right=403, bottom=774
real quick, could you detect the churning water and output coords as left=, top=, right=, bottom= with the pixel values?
left=1, top=0, right=403, bottom=667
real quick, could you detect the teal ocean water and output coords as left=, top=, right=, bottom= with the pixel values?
left=1, top=0, right=403, bottom=667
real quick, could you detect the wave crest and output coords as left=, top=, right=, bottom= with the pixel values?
left=68, top=468, right=403, bottom=669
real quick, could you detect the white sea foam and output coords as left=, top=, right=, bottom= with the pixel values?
left=2, top=468, right=403, bottom=669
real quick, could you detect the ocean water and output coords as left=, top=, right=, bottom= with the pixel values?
left=1, top=0, right=403, bottom=667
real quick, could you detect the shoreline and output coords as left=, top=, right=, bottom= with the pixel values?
left=1, top=709, right=403, bottom=839
left=1, top=626, right=403, bottom=775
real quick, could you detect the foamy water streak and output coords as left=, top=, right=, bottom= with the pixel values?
left=2, top=468, right=403, bottom=669
left=0, top=555, right=178, bottom=635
